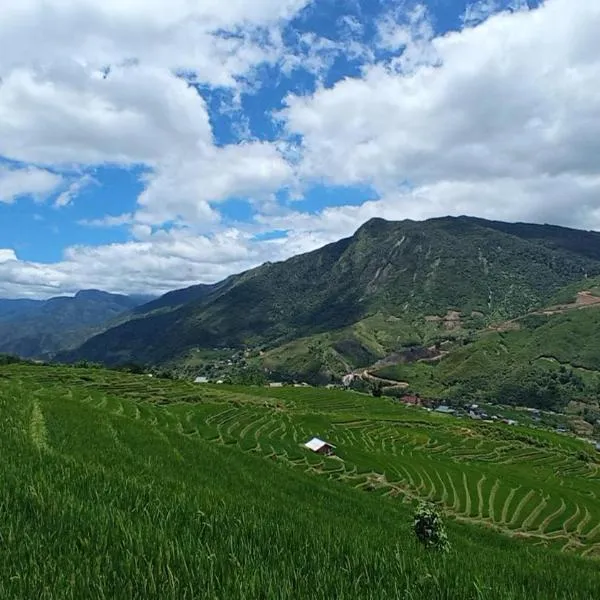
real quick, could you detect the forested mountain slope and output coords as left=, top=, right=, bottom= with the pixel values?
left=64, top=216, right=600, bottom=368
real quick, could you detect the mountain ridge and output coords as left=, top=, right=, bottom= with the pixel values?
left=0, top=290, right=153, bottom=359
left=61, top=216, right=600, bottom=372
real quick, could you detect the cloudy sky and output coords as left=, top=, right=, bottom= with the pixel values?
left=1, top=0, right=598, bottom=298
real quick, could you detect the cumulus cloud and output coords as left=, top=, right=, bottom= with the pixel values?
left=0, top=64, right=213, bottom=166
left=135, top=142, right=294, bottom=227
left=0, top=228, right=273, bottom=298
left=3, top=0, right=600, bottom=298
left=0, top=0, right=311, bottom=87
left=0, top=249, right=17, bottom=263
left=283, top=0, right=600, bottom=227
left=0, top=0, right=307, bottom=292
left=0, top=165, right=63, bottom=204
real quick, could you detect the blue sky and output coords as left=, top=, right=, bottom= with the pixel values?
left=0, top=0, right=596, bottom=297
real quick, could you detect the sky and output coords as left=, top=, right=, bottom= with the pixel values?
left=0, top=0, right=598, bottom=298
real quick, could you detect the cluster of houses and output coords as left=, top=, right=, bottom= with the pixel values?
left=194, top=376, right=311, bottom=388
left=397, top=395, right=522, bottom=425
left=399, top=395, right=594, bottom=440
left=432, top=404, right=517, bottom=425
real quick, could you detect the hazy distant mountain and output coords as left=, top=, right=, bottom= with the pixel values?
left=0, top=289, right=153, bottom=359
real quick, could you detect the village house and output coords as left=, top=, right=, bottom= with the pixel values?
left=194, top=376, right=209, bottom=384
left=304, top=437, right=336, bottom=456
left=435, top=405, right=456, bottom=415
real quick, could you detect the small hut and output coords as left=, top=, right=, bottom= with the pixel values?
left=304, top=437, right=336, bottom=456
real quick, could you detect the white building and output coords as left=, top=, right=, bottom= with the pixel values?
left=304, top=437, right=336, bottom=455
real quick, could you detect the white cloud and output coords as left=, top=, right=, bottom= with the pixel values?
left=0, top=0, right=306, bottom=242
left=283, top=0, right=600, bottom=225
left=0, top=165, right=63, bottom=204
left=135, top=142, right=294, bottom=227
left=462, top=1, right=501, bottom=27
left=0, top=249, right=17, bottom=263
left=259, top=174, right=600, bottom=246
left=0, top=0, right=312, bottom=171
left=338, top=15, right=364, bottom=38
left=0, top=64, right=213, bottom=166
left=0, top=0, right=311, bottom=87
left=0, top=228, right=266, bottom=298
left=54, top=174, right=98, bottom=208
left=4, top=0, right=600, bottom=299
left=0, top=0, right=317, bottom=297
left=376, top=4, right=437, bottom=73
left=79, top=213, right=133, bottom=228
left=281, top=32, right=373, bottom=80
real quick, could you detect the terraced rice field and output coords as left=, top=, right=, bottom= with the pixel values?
left=9, top=364, right=600, bottom=559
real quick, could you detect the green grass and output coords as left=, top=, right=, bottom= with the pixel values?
left=3, top=364, right=600, bottom=598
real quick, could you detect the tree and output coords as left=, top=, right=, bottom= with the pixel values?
left=371, top=382, right=383, bottom=397
left=0, top=354, right=24, bottom=365
left=413, top=502, right=450, bottom=552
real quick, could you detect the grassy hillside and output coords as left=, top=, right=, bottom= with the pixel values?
left=256, top=312, right=471, bottom=383
left=375, top=303, right=600, bottom=411
left=64, top=216, right=600, bottom=368
left=3, top=363, right=600, bottom=598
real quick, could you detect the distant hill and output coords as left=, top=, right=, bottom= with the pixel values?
left=62, top=216, right=600, bottom=372
left=0, top=290, right=152, bottom=359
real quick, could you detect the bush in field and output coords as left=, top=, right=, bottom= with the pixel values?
left=413, top=502, right=450, bottom=552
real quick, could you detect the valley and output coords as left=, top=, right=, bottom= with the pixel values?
left=5, top=216, right=600, bottom=598
left=2, top=0, right=598, bottom=596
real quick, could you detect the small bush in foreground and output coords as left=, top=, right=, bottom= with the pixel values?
left=413, top=502, right=450, bottom=552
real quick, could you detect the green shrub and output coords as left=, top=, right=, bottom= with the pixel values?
left=413, top=502, right=450, bottom=552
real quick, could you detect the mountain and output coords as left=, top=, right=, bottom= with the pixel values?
left=63, top=216, right=600, bottom=373
left=0, top=299, right=44, bottom=323
left=0, top=290, right=152, bottom=359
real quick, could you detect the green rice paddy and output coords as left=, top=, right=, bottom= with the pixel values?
left=2, top=364, right=600, bottom=599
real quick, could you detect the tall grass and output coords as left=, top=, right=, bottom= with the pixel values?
left=1, top=364, right=600, bottom=598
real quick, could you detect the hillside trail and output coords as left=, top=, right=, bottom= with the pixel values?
left=354, top=369, right=410, bottom=389
left=489, top=291, right=600, bottom=332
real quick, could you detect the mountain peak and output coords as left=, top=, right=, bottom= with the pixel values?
left=356, top=217, right=394, bottom=235
left=75, top=289, right=118, bottom=300
left=63, top=215, right=600, bottom=370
